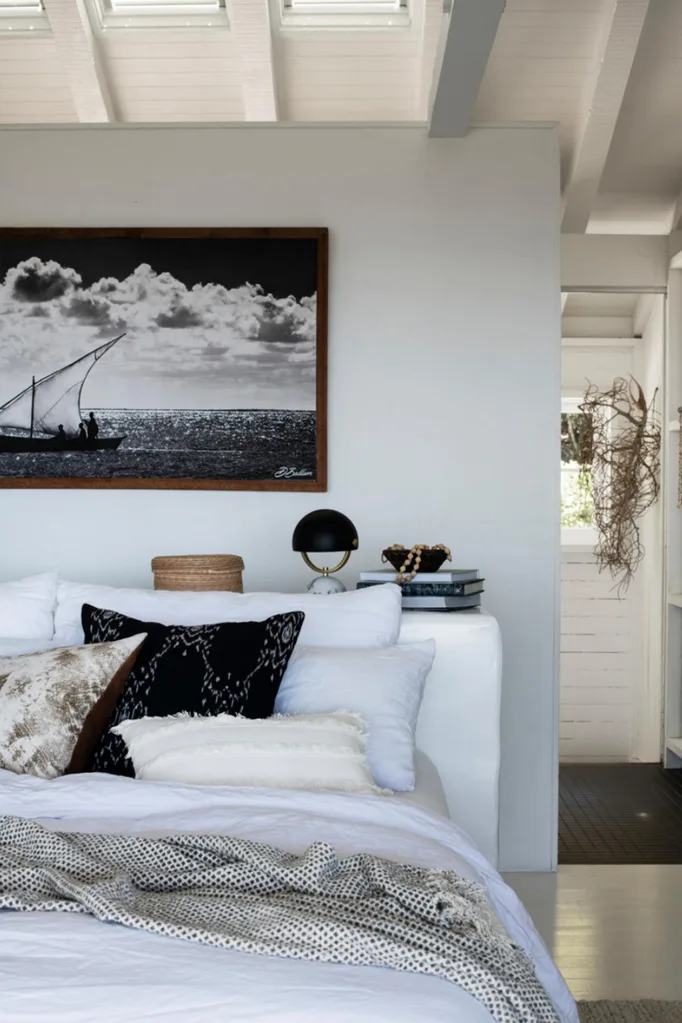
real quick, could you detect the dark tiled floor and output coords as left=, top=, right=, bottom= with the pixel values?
left=559, top=764, right=682, bottom=864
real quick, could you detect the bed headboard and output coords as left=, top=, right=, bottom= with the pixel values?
left=399, top=611, right=502, bottom=866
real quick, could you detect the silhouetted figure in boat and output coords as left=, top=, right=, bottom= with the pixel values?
left=78, top=422, right=87, bottom=444
left=87, top=412, right=99, bottom=442
left=56, top=425, right=66, bottom=443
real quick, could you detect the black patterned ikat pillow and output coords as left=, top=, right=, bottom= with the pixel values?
left=81, top=603, right=304, bottom=777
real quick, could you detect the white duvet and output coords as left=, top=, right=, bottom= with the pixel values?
left=0, top=770, right=578, bottom=1023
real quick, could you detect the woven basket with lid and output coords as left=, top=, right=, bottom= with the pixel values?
left=151, top=555, right=244, bottom=593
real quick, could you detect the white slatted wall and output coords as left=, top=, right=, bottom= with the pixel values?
left=560, top=548, right=634, bottom=761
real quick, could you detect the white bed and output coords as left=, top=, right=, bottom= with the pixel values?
left=0, top=610, right=576, bottom=1023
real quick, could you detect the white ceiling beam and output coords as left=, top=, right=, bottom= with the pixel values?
left=561, top=0, right=651, bottom=234
left=671, top=187, right=682, bottom=233
left=633, top=293, right=655, bottom=336
left=428, top=0, right=505, bottom=139
left=229, top=0, right=278, bottom=121
left=42, top=0, right=114, bottom=122
left=416, top=0, right=447, bottom=121
left=561, top=292, right=569, bottom=313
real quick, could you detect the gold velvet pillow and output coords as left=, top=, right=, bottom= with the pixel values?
left=0, top=634, right=146, bottom=779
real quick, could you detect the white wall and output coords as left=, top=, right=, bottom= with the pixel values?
left=560, top=547, right=635, bottom=761
left=562, top=341, right=635, bottom=396
left=0, top=125, right=561, bottom=871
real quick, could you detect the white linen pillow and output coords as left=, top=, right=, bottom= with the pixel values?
left=113, top=712, right=385, bottom=794
left=0, top=638, right=59, bottom=657
left=0, top=573, right=57, bottom=640
left=53, top=580, right=402, bottom=649
left=274, top=641, right=436, bottom=792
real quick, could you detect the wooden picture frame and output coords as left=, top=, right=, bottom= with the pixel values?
left=0, top=228, right=328, bottom=491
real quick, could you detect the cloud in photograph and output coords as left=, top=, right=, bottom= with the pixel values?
left=0, top=259, right=318, bottom=410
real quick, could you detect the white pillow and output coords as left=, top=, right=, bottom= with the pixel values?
left=274, top=641, right=436, bottom=792
left=0, top=573, right=57, bottom=641
left=0, top=638, right=59, bottom=657
left=113, top=712, right=385, bottom=794
left=53, top=580, right=402, bottom=649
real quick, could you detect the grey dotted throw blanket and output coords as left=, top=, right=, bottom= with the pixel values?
left=0, top=815, right=558, bottom=1023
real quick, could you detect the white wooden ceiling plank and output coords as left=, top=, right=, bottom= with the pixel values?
left=562, top=0, right=652, bottom=233
left=429, top=0, right=505, bottom=137
left=118, top=102, right=245, bottom=114
left=100, top=30, right=236, bottom=47
left=121, top=112, right=244, bottom=122
left=41, top=0, right=114, bottom=121
left=284, top=57, right=416, bottom=71
left=114, top=87, right=247, bottom=101
left=101, top=39, right=240, bottom=57
left=279, top=37, right=416, bottom=55
left=106, top=59, right=235, bottom=72
left=105, top=73, right=244, bottom=86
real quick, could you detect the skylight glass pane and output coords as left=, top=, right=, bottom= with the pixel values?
left=290, top=0, right=402, bottom=6
left=110, top=0, right=222, bottom=7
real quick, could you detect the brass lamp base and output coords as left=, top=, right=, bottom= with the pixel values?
left=301, top=550, right=350, bottom=595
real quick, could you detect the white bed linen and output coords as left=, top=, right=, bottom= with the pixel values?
left=0, top=770, right=577, bottom=1023
left=395, top=749, right=449, bottom=817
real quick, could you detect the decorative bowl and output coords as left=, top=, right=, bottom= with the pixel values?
left=381, top=547, right=449, bottom=574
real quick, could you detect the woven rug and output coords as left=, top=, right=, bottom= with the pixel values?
left=579, top=1003, right=682, bottom=1023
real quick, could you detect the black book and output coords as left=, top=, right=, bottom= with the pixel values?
left=357, top=579, right=484, bottom=597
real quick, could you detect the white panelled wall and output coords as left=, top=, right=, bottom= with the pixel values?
left=560, top=298, right=665, bottom=763
left=561, top=547, right=635, bottom=761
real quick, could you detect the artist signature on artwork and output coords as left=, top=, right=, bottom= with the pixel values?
left=274, top=467, right=314, bottom=479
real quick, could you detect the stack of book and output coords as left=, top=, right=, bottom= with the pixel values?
left=357, top=569, right=484, bottom=612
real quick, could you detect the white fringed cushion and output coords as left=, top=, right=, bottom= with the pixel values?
left=113, top=712, right=386, bottom=794
left=0, top=573, right=57, bottom=641
left=53, top=580, right=402, bottom=649
left=275, top=641, right=436, bottom=792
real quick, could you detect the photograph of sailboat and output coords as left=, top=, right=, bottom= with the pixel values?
left=0, top=336, right=126, bottom=453
left=0, top=228, right=327, bottom=490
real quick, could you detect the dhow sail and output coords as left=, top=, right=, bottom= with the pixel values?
left=0, top=335, right=124, bottom=437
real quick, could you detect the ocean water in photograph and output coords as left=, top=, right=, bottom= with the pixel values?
left=0, top=409, right=317, bottom=480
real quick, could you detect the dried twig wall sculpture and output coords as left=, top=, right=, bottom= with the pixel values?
left=578, top=377, right=661, bottom=590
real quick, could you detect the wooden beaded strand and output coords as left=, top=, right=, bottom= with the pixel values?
left=384, top=543, right=452, bottom=584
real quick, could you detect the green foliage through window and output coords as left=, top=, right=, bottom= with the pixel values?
left=561, top=412, right=594, bottom=528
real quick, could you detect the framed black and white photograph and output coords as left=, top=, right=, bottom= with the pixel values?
left=0, top=228, right=328, bottom=491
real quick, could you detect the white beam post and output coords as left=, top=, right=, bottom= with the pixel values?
left=428, top=0, right=505, bottom=139
left=229, top=0, right=278, bottom=121
left=416, top=0, right=447, bottom=120
left=42, top=0, right=114, bottom=123
left=561, top=0, right=651, bottom=233
left=671, top=187, right=682, bottom=234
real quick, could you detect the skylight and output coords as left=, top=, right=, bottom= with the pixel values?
left=281, top=0, right=409, bottom=28
left=0, top=0, right=49, bottom=34
left=92, top=0, right=227, bottom=29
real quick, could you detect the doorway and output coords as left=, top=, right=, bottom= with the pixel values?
left=559, top=290, right=670, bottom=864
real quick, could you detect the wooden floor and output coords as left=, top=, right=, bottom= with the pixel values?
left=505, top=866, right=682, bottom=1001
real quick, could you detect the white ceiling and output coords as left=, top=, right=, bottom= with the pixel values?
left=1, top=0, right=681, bottom=235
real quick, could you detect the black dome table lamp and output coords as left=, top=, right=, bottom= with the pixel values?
left=292, top=509, right=359, bottom=594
